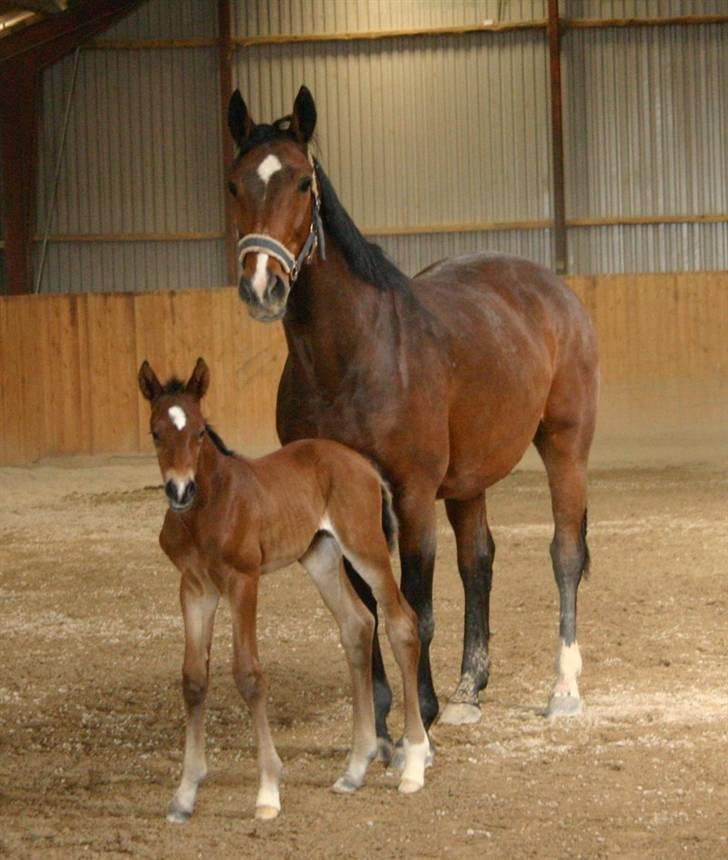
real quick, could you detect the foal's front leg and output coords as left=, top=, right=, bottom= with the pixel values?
left=229, top=572, right=283, bottom=820
left=168, top=574, right=220, bottom=823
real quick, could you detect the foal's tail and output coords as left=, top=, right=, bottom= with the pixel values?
left=379, top=479, right=398, bottom=553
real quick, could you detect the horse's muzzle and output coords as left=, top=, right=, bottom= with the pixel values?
left=238, top=273, right=289, bottom=323
left=165, top=479, right=197, bottom=512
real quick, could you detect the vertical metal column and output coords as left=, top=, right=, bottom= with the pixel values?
left=547, top=0, right=567, bottom=274
left=218, top=0, right=237, bottom=286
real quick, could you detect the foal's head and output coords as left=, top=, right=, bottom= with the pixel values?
left=138, top=358, right=210, bottom=512
left=227, top=86, right=319, bottom=322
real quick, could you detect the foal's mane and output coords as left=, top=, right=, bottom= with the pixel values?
left=161, top=377, right=236, bottom=458
left=235, top=121, right=410, bottom=293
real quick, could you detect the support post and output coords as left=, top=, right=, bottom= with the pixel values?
left=218, top=0, right=237, bottom=286
left=547, top=0, right=568, bottom=274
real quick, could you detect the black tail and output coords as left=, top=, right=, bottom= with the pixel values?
left=380, top=481, right=398, bottom=552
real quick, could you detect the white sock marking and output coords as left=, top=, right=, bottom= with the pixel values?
left=257, top=153, right=282, bottom=185
left=168, top=406, right=187, bottom=430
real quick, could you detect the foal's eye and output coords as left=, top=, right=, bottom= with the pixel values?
left=151, top=431, right=160, bottom=444
left=227, top=181, right=238, bottom=197
left=297, top=176, right=312, bottom=193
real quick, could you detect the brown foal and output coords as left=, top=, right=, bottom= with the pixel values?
left=138, top=357, right=429, bottom=822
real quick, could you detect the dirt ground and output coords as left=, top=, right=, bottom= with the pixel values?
left=1, top=453, right=727, bottom=859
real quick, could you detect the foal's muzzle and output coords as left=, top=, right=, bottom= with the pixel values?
left=165, top=479, right=197, bottom=512
left=238, top=271, right=290, bottom=323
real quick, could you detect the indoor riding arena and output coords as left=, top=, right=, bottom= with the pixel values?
left=1, top=2, right=727, bottom=858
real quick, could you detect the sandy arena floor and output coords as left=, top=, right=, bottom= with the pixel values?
left=1, top=455, right=727, bottom=858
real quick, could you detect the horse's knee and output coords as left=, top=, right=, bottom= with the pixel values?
left=234, top=665, right=265, bottom=705
left=182, top=672, right=208, bottom=709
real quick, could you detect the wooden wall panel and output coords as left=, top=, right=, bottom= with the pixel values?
left=0, top=273, right=726, bottom=466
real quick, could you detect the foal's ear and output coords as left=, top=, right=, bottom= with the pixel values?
left=186, top=357, right=210, bottom=400
left=138, top=361, right=163, bottom=402
left=228, top=90, right=255, bottom=147
left=291, top=85, right=317, bottom=144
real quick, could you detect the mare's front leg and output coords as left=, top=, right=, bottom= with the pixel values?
left=397, top=492, right=439, bottom=730
left=229, top=571, right=283, bottom=820
left=301, top=534, right=377, bottom=793
left=440, top=494, right=494, bottom=725
left=167, top=574, right=220, bottom=823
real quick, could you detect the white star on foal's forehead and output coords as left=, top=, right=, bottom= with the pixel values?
left=257, top=153, right=282, bottom=185
left=168, top=406, right=187, bottom=430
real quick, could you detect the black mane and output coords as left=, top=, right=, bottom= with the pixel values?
left=204, top=424, right=236, bottom=458
left=234, top=122, right=410, bottom=292
left=162, top=377, right=186, bottom=395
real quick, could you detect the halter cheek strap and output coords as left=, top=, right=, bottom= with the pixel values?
left=237, top=160, right=326, bottom=283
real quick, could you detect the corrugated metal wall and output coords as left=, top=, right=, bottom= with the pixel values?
left=34, top=1, right=225, bottom=293
left=564, top=18, right=728, bottom=272
left=13, top=0, right=728, bottom=293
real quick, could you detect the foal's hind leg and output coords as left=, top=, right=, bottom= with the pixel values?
left=167, top=575, right=220, bottom=823
left=440, top=494, right=494, bottom=725
left=535, top=427, right=592, bottom=717
left=343, top=559, right=394, bottom=763
left=301, top=534, right=378, bottom=793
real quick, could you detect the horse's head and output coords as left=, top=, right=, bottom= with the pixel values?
left=227, top=86, right=321, bottom=322
left=138, top=357, right=210, bottom=512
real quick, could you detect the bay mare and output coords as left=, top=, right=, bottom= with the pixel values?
left=226, top=87, right=599, bottom=744
left=138, top=358, right=430, bottom=821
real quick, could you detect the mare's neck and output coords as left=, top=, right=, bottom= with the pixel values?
left=283, top=236, right=406, bottom=392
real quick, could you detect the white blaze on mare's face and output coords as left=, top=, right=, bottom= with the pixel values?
left=257, top=153, right=282, bottom=186
left=168, top=405, right=187, bottom=431
left=251, top=253, right=270, bottom=299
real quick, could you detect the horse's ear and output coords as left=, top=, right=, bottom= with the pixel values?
left=228, top=89, right=255, bottom=147
left=186, top=357, right=210, bottom=400
left=138, top=361, right=163, bottom=402
left=291, top=85, right=316, bottom=144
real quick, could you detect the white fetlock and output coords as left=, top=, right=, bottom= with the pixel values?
left=255, top=783, right=281, bottom=820
left=398, top=737, right=430, bottom=794
left=547, top=640, right=583, bottom=717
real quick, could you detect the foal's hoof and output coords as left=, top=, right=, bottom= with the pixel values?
left=439, top=701, right=482, bottom=726
left=398, top=778, right=424, bottom=795
left=255, top=805, right=280, bottom=821
left=332, top=774, right=361, bottom=795
left=547, top=694, right=582, bottom=718
left=166, top=803, right=192, bottom=824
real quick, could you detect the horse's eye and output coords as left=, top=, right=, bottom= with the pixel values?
left=298, top=176, right=312, bottom=193
left=227, top=181, right=238, bottom=197
left=151, top=431, right=160, bottom=444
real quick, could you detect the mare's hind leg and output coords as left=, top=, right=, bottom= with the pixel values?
left=440, top=494, right=494, bottom=725
left=167, top=575, right=220, bottom=823
left=343, top=559, right=394, bottom=762
left=301, top=534, right=378, bottom=793
left=535, top=426, right=592, bottom=717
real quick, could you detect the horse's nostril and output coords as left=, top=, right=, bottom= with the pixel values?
left=239, top=277, right=254, bottom=304
left=266, top=275, right=288, bottom=306
left=181, top=481, right=197, bottom=506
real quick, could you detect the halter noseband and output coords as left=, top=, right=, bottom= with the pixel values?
left=237, top=159, right=326, bottom=283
